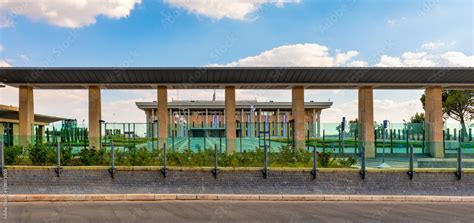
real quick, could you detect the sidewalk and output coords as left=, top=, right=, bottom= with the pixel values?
left=5, top=194, right=474, bottom=202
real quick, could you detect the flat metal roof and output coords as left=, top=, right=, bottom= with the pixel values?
left=0, top=67, right=473, bottom=89
left=0, top=105, right=65, bottom=124
left=136, top=100, right=333, bottom=110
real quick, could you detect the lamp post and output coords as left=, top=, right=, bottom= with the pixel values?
left=378, top=120, right=391, bottom=168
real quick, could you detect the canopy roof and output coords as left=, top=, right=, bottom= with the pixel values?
left=0, top=67, right=473, bottom=89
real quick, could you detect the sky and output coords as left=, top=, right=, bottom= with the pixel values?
left=0, top=0, right=473, bottom=125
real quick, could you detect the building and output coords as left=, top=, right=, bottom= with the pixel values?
left=0, top=104, right=64, bottom=146
left=136, top=100, right=332, bottom=139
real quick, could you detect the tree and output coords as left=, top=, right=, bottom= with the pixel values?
left=408, top=112, right=425, bottom=136
left=421, top=90, right=473, bottom=140
left=410, top=112, right=425, bottom=123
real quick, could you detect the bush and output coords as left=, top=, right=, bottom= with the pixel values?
left=79, top=148, right=108, bottom=165
left=29, top=144, right=56, bottom=165
left=5, top=146, right=24, bottom=165
left=3, top=144, right=358, bottom=168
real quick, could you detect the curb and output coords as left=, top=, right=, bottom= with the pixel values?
left=4, top=194, right=474, bottom=202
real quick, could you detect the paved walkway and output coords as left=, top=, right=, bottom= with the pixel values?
left=6, top=201, right=474, bottom=222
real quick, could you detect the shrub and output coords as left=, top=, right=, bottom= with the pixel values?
left=5, top=146, right=23, bottom=165
left=29, top=144, right=56, bottom=165
left=79, top=148, right=108, bottom=165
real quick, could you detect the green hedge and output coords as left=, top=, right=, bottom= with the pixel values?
left=4, top=145, right=356, bottom=168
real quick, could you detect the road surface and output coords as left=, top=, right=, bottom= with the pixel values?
left=4, top=201, right=474, bottom=222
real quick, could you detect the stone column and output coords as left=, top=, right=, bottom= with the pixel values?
left=259, top=109, right=262, bottom=136
left=358, top=86, right=375, bottom=158
left=145, top=110, right=152, bottom=138
left=276, top=108, right=280, bottom=136
left=169, top=108, right=172, bottom=137
left=241, top=108, right=245, bottom=136
left=424, top=86, right=444, bottom=158
left=205, top=108, right=209, bottom=128
left=225, top=86, right=236, bottom=153
left=157, top=86, right=168, bottom=147
left=19, top=86, right=34, bottom=146
left=38, top=125, right=45, bottom=143
left=312, top=108, right=317, bottom=138
left=0, top=123, right=4, bottom=143
left=250, top=109, right=255, bottom=137
left=88, top=86, right=101, bottom=150
left=13, top=124, right=19, bottom=146
left=292, top=86, right=305, bottom=150
left=187, top=108, right=191, bottom=137
left=316, top=111, right=321, bottom=138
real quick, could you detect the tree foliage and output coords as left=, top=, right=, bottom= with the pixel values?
left=420, top=90, right=473, bottom=123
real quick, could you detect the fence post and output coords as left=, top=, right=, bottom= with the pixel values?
left=406, top=129, right=409, bottom=154
left=262, top=142, right=268, bottom=179
left=311, top=146, right=317, bottom=179
left=354, top=129, right=358, bottom=154
left=390, top=129, right=393, bottom=154
left=407, top=145, right=414, bottom=180
left=360, top=144, right=366, bottom=180
left=108, top=142, right=116, bottom=178
left=211, top=144, right=218, bottom=179
left=442, top=130, right=446, bottom=153
left=322, top=129, right=326, bottom=152
left=0, top=141, right=4, bottom=177
left=161, top=143, right=167, bottom=178
left=374, top=129, right=378, bottom=154
left=55, top=142, right=62, bottom=177
left=456, top=146, right=462, bottom=180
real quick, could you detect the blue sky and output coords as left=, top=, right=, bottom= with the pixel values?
left=0, top=0, right=473, bottom=124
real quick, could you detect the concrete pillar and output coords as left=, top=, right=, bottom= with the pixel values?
left=169, top=108, right=172, bottom=137
left=225, top=86, right=236, bottom=153
left=250, top=109, right=255, bottom=137
left=0, top=123, right=4, bottom=143
left=19, top=86, right=34, bottom=146
left=358, top=87, right=375, bottom=158
left=316, top=111, right=321, bottom=138
left=241, top=108, right=245, bottom=136
left=157, top=86, right=168, bottom=147
left=187, top=108, right=191, bottom=137
left=205, top=108, right=209, bottom=128
left=13, top=124, right=19, bottom=146
left=88, top=86, right=101, bottom=150
left=38, top=125, right=45, bottom=143
left=312, top=109, right=317, bottom=138
left=424, top=86, right=444, bottom=158
left=292, top=86, right=305, bottom=150
left=276, top=109, right=280, bottom=136
left=259, top=109, right=262, bottom=135
left=145, top=110, right=152, bottom=138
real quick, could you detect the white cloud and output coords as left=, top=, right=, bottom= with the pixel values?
left=165, top=0, right=300, bottom=20
left=421, top=41, right=456, bottom=50
left=347, top=60, right=368, bottom=67
left=0, top=0, right=142, bottom=28
left=441, top=51, right=474, bottom=67
left=376, top=51, right=437, bottom=67
left=375, top=55, right=402, bottom=67
left=376, top=51, right=473, bottom=67
left=211, top=43, right=360, bottom=67
left=0, top=44, right=4, bottom=52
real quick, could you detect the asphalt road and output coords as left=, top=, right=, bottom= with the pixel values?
left=4, top=201, right=474, bottom=223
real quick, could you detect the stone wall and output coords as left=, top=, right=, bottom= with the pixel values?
left=2, top=168, right=473, bottom=195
